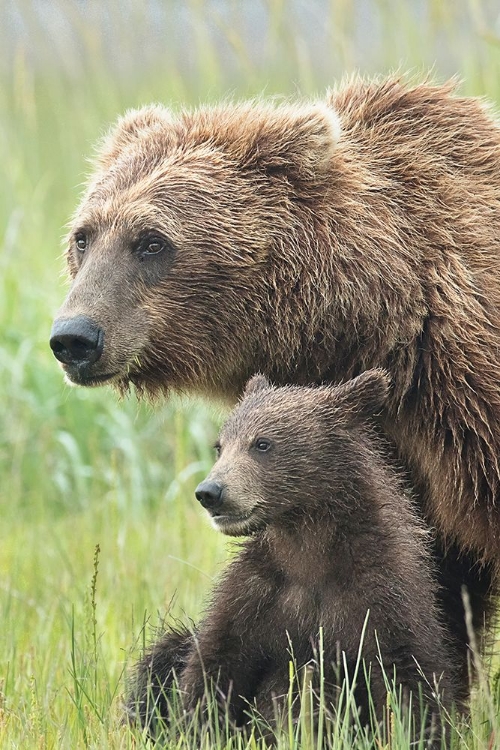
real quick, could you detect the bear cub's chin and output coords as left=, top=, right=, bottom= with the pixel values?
left=210, top=510, right=263, bottom=537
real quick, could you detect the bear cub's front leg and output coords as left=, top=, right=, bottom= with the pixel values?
left=179, top=557, right=279, bottom=727
left=127, top=626, right=194, bottom=733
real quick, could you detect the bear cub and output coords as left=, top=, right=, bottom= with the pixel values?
left=128, top=370, right=456, bottom=741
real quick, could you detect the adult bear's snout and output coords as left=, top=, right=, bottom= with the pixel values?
left=50, top=315, right=104, bottom=366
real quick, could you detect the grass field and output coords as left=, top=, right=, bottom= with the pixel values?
left=1, top=1, right=500, bottom=747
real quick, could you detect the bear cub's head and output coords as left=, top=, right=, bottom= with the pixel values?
left=195, top=369, right=390, bottom=536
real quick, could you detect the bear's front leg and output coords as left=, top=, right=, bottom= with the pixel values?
left=179, top=630, right=261, bottom=728
left=126, top=626, right=194, bottom=736
left=171, top=542, right=279, bottom=730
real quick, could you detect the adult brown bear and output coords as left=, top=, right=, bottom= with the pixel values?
left=50, top=77, right=500, bottom=697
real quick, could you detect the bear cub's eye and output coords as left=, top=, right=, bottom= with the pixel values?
left=214, top=442, right=221, bottom=458
left=254, top=438, right=271, bottom=453
left=74, top=232, right=88, bottom=252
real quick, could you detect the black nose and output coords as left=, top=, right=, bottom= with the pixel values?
left=195, top=480, right=223, bottom=510
left=50, top=316, right=104, bottom=366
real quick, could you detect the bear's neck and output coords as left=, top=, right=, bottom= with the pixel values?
left=254, top=182, right=428, bottom=391
left=254, top=205, right=500, bottom=565
left=262, top=484, right=398, bottom=589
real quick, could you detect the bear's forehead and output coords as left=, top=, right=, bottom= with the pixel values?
left=222, top=392, right=328, bottom=440
left=90, top=147, right=230, bottom=199
left=223, top=398, right=284, bottom=435
left=72, top=196, right=181, bottom=245
left=75, top=154, right=244, bottom=237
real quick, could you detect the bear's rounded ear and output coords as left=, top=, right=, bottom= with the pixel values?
left=94, top=105, right=174, bottom=169
left=325, top=369, right=391, bottom=423
left=238, top=101, right=341, bottom=180
left=243, top=374, right=271, bottom=398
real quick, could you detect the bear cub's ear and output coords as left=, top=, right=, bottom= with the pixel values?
left=326, top=369, right=391, bottom=423
left=243, top=374, right=271, bottom=398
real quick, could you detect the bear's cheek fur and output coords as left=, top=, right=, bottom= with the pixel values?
left=67, top=211, right=272, bottom=395
left=129, top=254, right=271, bottom=395
left=54, top=246, right=151, bottom=386
left=58, top=228, right=262, bottom=392
left=205, top=450, right=269, bottom=522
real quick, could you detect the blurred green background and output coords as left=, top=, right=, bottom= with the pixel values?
left=1, top=1, right=499, bottom=747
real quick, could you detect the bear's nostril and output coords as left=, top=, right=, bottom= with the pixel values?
left=50, top=316, right=104, bottom=366
left=195, top=480, right=223, bottom=510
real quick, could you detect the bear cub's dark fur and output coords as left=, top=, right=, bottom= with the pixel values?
left=128, top=370, right=456, bottom=741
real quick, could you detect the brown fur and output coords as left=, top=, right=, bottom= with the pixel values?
left=51, top=77, right=500, bottom=690
left=128, top=371, right=457, bottom=742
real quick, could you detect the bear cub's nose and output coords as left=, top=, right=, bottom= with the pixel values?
left=195, top=480, right=224, bottom=511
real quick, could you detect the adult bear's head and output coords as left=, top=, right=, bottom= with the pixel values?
left=50, top=100, right=341, bottom=399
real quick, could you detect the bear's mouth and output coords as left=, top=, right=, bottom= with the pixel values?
left=210, top=510, right=261, bottom=537
left=63, top=367, right=122, bottom=387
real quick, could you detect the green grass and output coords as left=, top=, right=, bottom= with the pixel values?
left=1, top=0, right=500, bottom=747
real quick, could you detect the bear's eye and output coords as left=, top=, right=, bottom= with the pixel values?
left=74, top=232, right=88, bottom=252
left=144, top=240, right=164, bottom=255
left=136, top=234, right=171, bottom=258
left=214, top=442, right=221, bottom=458
left=254, top=438, right=271, bottom=453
